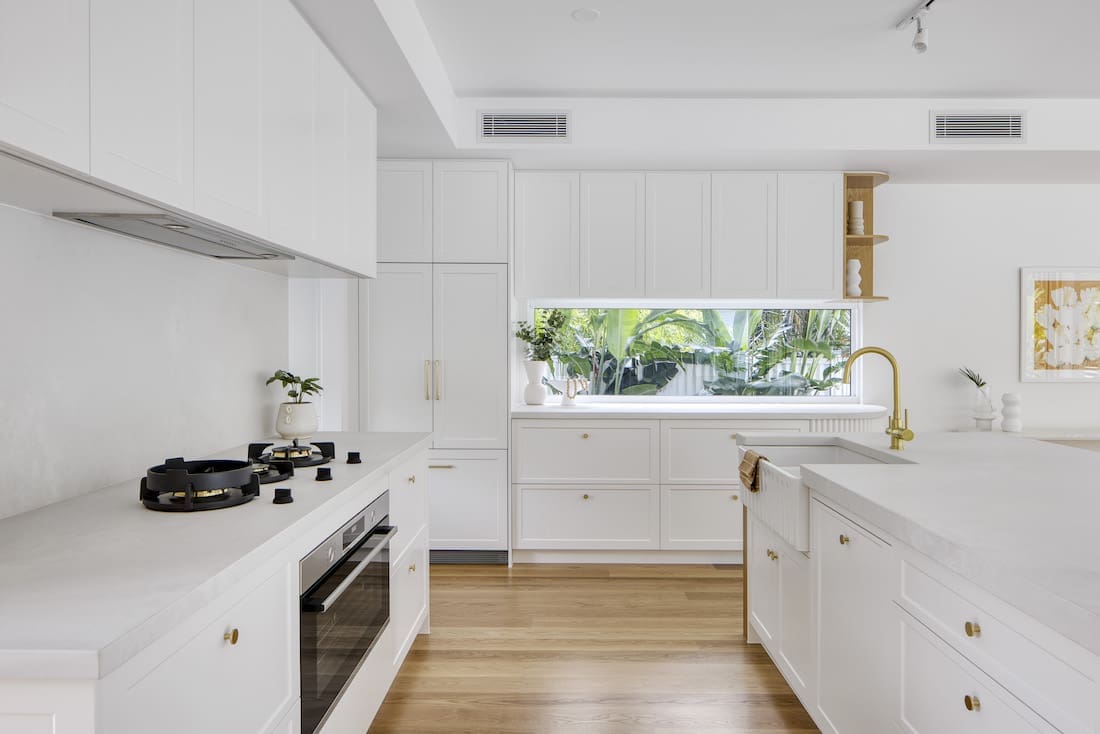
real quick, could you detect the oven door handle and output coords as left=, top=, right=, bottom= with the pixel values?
left=302, top=525, right=396, bottom=613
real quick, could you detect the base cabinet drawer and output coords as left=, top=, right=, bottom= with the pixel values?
left=513, top=485, right=660, bottom=549
left=661, top=420, right=806, bottom=484
left=661, top=485, right=743, bottom=550
left=899, top=613, right=1052, bottom=734
left=388, top=450, right=428, bottom=560
left=271, top=700, right=301, bottom=733
left=427, top=449, right=508, bottom=550
left=512, top=420, right=659, bottom=484
left=391, top=525, right=429, bottom=667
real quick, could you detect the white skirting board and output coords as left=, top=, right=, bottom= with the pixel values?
left=511, top=550, right=742, bottom=565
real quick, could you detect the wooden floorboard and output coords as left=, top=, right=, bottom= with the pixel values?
left=369, top=563, right=818, bottom=734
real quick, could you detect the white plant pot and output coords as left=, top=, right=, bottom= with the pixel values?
left=971, top=386, right=997, bottom=432
left=523, top=360, right=549, bottom=406
left=276, top=401, right=319, bottom=440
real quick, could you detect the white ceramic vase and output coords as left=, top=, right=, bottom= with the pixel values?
left=972, top=386, right=997, bottom=431
left=523, top=360, right=549, bottom=406
left=276, top=401, right=319, bottom=439
left=845, top=259, right=863, bottom=298
left=1002, top=393, right=1023, bottom=432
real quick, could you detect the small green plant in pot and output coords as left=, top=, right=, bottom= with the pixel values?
left=514, top=309, right=566, bottom=405
left=266, top=370, right=324, bottom=439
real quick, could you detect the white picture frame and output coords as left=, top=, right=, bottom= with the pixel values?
left=1020, top=267, right=1100, bottom=382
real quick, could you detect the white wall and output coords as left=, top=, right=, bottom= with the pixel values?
left=287, top=278, right=359, bottom=431
left=0, top=204, right=287, bottom=520
left=866, top=184, right=1100, bottom=432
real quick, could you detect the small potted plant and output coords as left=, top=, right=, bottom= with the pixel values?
left=266, top=370, right=323, bottom=439
left=514, top=309, right=566, bottom=405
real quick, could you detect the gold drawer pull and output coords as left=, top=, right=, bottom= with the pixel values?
left=223, top=628, right=239, bottom=646
left=581, top=433, right=590, bottom=439
left=731, top=493, right=739, bottom=501
left=766, top=549, right=778, bottom=560
left=964, top=621, right=981, bottom=638
left=839, top=534, right=850, bottom=545
left=582, top=493, right=590, bottom=500
left=429, top=464, right=455, bottom=469
left=407, top=474, right=416, bottom=484
left=964, top=695, right=981, bottom=712
left=409, top=563, right=417, bottom=573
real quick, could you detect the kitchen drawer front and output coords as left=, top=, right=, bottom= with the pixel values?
left=899, top=611, right=1054, bottom=734
left=103, top=565, right=296, bottom=734
left=427, top=449, right=508, bottom=550
left=513, top=485, right=660, bottom=549
left=512, top=420, right=659, bottom=484
left=661, top=420, right=807, bottom=484
left=660, top=485, right=743, bottom=550
left=387, top=450, right=429, bottom=561
left=391, top=525, right=429, bottom=668
left=898, top=554, right=1093, bottom=733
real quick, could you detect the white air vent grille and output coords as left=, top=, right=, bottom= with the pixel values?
left=931, top=111, right=1026, bottom=143
left=479, top=111, right=570, bottom=141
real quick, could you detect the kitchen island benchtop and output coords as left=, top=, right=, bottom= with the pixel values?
left=0, top=431, right=431, bottom=680
left=739, top=431, right=1100, bottom=657
left=511, top=402, right=888, bottom=420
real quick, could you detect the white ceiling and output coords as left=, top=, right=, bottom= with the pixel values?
left=415, top=0, right=1100, bottom=98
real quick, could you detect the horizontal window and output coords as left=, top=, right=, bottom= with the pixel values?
left=537, top=307, right=854, bottom=399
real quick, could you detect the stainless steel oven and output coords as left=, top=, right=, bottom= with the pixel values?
left=299, top=492, right=394, bottom=734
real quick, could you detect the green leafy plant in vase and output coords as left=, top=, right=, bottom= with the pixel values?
left=514, top=309, right=566, bottom=405
left=266, top=370, right=324, bottom=439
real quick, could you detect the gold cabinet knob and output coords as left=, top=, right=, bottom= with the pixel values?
left=407, top=475, right=416, bottom=484
left=582, top=493, right=590, bottom=500
left=730, top=434, right=737, bottom=439
left=581, top=433, right=589, bottom=439
left=223, top=628, right=239, bottom=646
left=766, top=549, right=778, bottom=560
left=731, top=493, right=739, bottom=501
left=964, top=621, right=981, bottom=638
left=839, top=534, right=850, bottom=545
left=964, top=695, right=981, bottom=712
left=408, top=563, right=417, bottom=573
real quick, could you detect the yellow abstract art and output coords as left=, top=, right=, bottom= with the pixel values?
left=1030, top=278, right=1100, bottom=372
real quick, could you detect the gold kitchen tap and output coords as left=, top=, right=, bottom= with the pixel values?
left=842, top=346, right=914, bottom=450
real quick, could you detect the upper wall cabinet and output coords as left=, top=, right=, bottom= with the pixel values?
left=0, top=0, right=89, bottom=172
left=711, top=173, right=777, bottom=299
left=514, top=172, right=579, bottom=299
left=645, top=173, right=712, bottom=298
left=379, top=161, right=433, bottom=263
left=344, top=83, right=378, bottom=278
left=581, top=172, right=645, bottom=297
left=433, top=161, right=509, bottom=263
left=777, top=173, right=843, bottom=299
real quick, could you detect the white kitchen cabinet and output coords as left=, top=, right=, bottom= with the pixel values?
left=379, top=160, right=433, bottom=262
left=513, top=485, right=660, bottom=550
left=813, top=499, right=896, bottom=734
left=660, top=485, right=742, bottom=550
left=342, top=79, right=377, bottom=277
left=777, top=543, right=814, bottom=702
left=391, top=525, right=429, bottom=667
left=312, top=46, right=348, bottom=266
left=90, top=0, right=193, bottom=208
left=0, top=0, right=89, bottom=172
left=580, top=172, right=646, bottom=297
left=660, top=420, right=806, bottom=485
left=433, top=160, right=508, bottom=263
left=271, top=700, right=302, bottom=734
left=427, top=450, right=508, bottom=551
left=387, top=450, right=429, bottom=562
left=747, top=513, right=782, bottom=646
left=194, top=0, right=265, bottom=236
left=511, top=420, right=660, bottom=485
left=514, top=171, right=579, bottom=298
left=645, top=172, right=711, bottom=297
left=711, top=173, right=777, bottom=298
left=777, top=173, right=843, bottom=299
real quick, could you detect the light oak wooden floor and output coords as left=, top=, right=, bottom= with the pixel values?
left=369, top=564, right=818, bottom=734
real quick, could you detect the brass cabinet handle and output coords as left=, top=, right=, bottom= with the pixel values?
left=581, top=433, right=590, bottom=439
left=731, top=493, right=739, bottom=501
left=434, top=360, right=442, bottom=400
left=964, top=695, right=981, bottom=712
left=408, top=563, right=417, bottom=573
left=407, top=474, right=416, bottom=484
left=582, top=493, right=590, bottom=500
left=964, top=621, right=982, bottom=638
left=766, top=549, right=778, bottom=560
left=424, top=360, right=431, bottom=400
left=429, top=464, right=455, bottom=469
left=224, top=628, right=239, bottom=645
left=839, top=534, right=850, bottom=545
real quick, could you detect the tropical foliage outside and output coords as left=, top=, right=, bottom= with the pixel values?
left=540, top=307, right=853, bottom=397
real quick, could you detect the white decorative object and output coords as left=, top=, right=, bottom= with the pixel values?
left=275, top=402, right=318, bottom=440
left=972, top=386, right=997, bottom=431
left=1002, top=393, right=1023, bottom=432
left=847, top=200, right=865, bottom=235
left=845, top=259, right=863, bottom=298
left=523, top=360, right=549, bottom=405
left=548, top=377, right=590, bottom=406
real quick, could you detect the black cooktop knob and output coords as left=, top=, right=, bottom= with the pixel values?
left=347, top=451, right=362, bottom=464
left=316, top=467, right=333, bottom=481
left=273, top=487, right=293, bottom=504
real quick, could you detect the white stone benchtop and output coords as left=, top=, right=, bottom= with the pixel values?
left=511, top=402, right=888, bottom=420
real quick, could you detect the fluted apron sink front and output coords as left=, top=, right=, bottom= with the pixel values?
left=736, top=436, right=912, bottom=551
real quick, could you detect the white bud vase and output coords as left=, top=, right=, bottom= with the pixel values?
left=1002, top=393, right=1023, bottom=432
left=523, top=360, right=549, bottom=406
left=276, top=402, right=318, bottom=439
left=972, top=386, right=996, bottom=431
left=845, top=259, right=863, bottom=298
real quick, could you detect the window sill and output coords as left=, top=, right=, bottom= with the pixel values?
left=510, top=402, right=889, bottom=420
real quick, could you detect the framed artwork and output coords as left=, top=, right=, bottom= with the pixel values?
left=1021, top=267, right=1100, bottom=382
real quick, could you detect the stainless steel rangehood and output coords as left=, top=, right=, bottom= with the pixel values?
left=53, top=211, right=290, bottom=261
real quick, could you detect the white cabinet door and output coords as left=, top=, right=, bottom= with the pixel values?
left=261, top=0, right=314, bottom=250
left=814, top=500, right=896, bottom=734
left=194, top=0, right=265, bottom=235
left=660, top=486, right=742, bottom=550
left=514, top=171, right=579, bottom=298
left=433, top=160, right=508, bottom=263
left=778, top=545, right=814, bottom=703
left=379, top=160, right=433, bottom=263
left=427, top=450, right=508, bottom=550
left=312, top=45, right=348, bottom=267
left=747, top=512, right=781, bottom=646
left=661, top=420, right=805, bottom=485
left=391, top=525, right=429, bottom=667
left=0, top=0, right=89, bottom=171
left=433, top=264, right=508, bottom=448
left=90, top=0, right=193, bottom=208
left=514, top=485, right=660, bottom=550
left=387, top=450, right=429, bottom=562
left=580, top=172, right=645, bottom=297
left=362, top=264, right=434, bottom=433
left=645, top=172, right=711, bottom=297
left=343, top=83, right=377, bottom=277
left=512, top=420, right=660, bottom=485
left=711, top=173, right=777, bottom=298
left=777, top=173, right=843, bottom=299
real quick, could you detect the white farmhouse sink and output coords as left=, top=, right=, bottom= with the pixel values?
left=737, top=437, right=910, bottom=552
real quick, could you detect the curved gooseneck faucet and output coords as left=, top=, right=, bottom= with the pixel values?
left=842, top=346, right=914, bottom=450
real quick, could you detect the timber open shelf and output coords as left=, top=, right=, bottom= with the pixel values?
left=843, top=171, right=890, bottom=302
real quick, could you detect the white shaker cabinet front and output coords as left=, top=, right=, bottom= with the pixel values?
left=427, top=450, right=509, bottom=551
left=433, top=160, right=509, bottom=263
left=378, top=160, right=433, bottom=263
left=645, top=172, right=711, bottom=297
left=514, top=171, right=580, bottom=298
left=777, top=173, right=843, bottom=299
left=0, top=0, right=89, bottom=172
left=580, top=172, right=646, bottom=297
left=90, top=0, right=193, bottom=208
left=711, top=173, right=777, bottom=298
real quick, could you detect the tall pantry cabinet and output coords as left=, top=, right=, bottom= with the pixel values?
left=362, top=160, right=510, bottom=554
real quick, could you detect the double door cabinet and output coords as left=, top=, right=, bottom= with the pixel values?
left=0, top=0, right=377, bottom=276
left=746, top=498, right=1097, bottom=734
left=513, top=170, right=842, bottom=300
